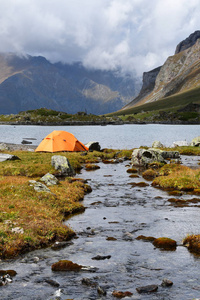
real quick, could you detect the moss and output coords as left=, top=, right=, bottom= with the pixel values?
left=136, top=235, right=155, bottom=242
left=51, top=260, right=82, bottom=271
left=127, top=168, right=138, bottom=173
left=183, top=235, right=200, bottom=254
left=85, top=164, right=100, bottom=171
left=153, top=237, right=177, bottom=250
left=106, top=237, right=117, bottom=241
left=112, top=291, right=133, bottom=298
left=142, top=169, right=158, bottom=180
left=129, top=174, right=139, bottom=178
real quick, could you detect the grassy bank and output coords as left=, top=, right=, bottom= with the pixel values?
left=0, top=148, right=132, bottom=259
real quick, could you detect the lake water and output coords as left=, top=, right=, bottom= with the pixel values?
left=0, top=124, right=199, bottom=148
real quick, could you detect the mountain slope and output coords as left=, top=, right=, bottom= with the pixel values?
left=0, top=54, right=141, bottom=115
left=121, top=31, right=200, bottom=112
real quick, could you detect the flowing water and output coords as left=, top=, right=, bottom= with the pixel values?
left=1, top=155, right=200, bottom=299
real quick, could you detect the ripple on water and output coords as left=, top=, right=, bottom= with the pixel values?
left=1, top=158, right=200, bottom=299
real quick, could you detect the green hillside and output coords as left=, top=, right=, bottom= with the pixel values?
left=108, top=86, right=200, bottom=116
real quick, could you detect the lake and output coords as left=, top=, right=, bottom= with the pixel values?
left=0, top=124, right=199, bottom=148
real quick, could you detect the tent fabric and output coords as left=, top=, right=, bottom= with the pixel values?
left=35, top=130, right=88, bottom=152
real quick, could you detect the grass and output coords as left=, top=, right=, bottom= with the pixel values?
left=0, top=145, right=199, bottom=259
left=183, top=234, right=200, bottom=254
left=0, top=148, right=131, bottom=259
left=152, top=164, right=200, bottom=191
left=107, top=86, right=200, bottom=116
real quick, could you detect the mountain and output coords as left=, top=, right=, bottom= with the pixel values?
left=121, top=31, right=200, bottom=112
left=0, top=53, right=141, bottom=115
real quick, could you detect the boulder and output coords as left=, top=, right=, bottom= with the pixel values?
left=0, top=143, right=9, bottom=151
left=21, top=140, right=32, bottom=144
left=171, top=141, right=189, bottom=147
left=0, top=154, right=20, bottom=162
left=190, top=136, right=200, bottom=147
left=40, top=173, right=58, bottom=186
left=29, top=180, right=51, bottom=193
left=152, top=141, right=164, bottom=148
left=131, top=148, right=181, bottom=167
left=131, top=148, right=165, bottom=167
left=51, top=155, right=75, bottom=176
left=85, top=141, right=101, bottom=152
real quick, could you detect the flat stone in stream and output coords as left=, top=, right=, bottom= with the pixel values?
left=112, top=290, right=133, bottom=298
left=51, top=260, right=98, bottom=272
left=51, top=241, right=74, bottom=250
left=92, top=255, right=111, bottom=260
left=136, top=284, right=158, bottom=293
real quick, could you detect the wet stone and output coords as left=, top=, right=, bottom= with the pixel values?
left=112, top=290, right=133, bottom=298
left=92, top=255, right=111, bottom=260
left=0, top=270, right=17, bottom=277
left=97, top=285, right=107, bottom=295
left=0, top=274, right=12, bottom=286
left=161, top=278, right=173, bottom=287
left=81, top=277, right=97, bottom=287
left=51, top=241, right=74, bottom=250
left=136, top=284, right=158, bottom=293
left=45, top=279, right=60, bottom=287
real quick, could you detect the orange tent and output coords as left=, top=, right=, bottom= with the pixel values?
left=35, top=130, right=88, bottom=152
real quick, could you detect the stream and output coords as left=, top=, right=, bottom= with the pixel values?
left=1, top=155, right=200, bottom=299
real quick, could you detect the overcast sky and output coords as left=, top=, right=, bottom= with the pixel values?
left=0, top=0, right=200, bottom=77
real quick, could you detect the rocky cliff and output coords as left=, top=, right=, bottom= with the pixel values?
left=122, top=66, right=161, bottom=110
left=121, top=31, right=200, bottom=111
left=175, top=30, right=200, bottom=54
left=0, top=54, right=141, bottom=115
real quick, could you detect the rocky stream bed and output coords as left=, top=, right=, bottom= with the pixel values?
left=0, top=155, right=200, bottom=299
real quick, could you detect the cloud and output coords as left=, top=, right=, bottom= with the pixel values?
left=0, top=0, right=199, bottom=76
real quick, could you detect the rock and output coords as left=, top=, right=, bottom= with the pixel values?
left=92, top=255, right=111, bottom=260
left=81, top=277, right=97, bottom=287
left=40, top=173, right=58, bottom=186
left=112, top=290, right=133, bottom=298
left=51, top=155, right=75, bottom=176
left=131, top=148, right=180, bottom=167
left=161, top=278, right=173, bottom=287
left=85, top=141, right=101, bottom=152
left=136, top=284, right=158, bottom=294
left=131, top=148, right=165, bottom=167
left=0, top=270, right=17, bottom=277
left=0, top=274, right=12, bottom=286
left=136, top=235, right=155, bottom=242
left=51, top=260, right=98, bottom=273
left=29, top=180, right=51, bottom=193
left=21, top=139, right=32, bottom=144
left=190, top=136, right=200, bottom=147
left=175, top=30, right=200, bottom=54
left=0, top=153, right=20, bottom=162
left=11, top=227, right=24, bottom=234
left=171, top=140, right=189, bottom=147
left=153, top=237, right=177, bottom=250
left=51, top=241, right=73, bottom=250
left=0, top=143, right=9, bottom=151
left=52, top=260, right=82, bottom=272
left=97, top=285, right=107, bottom=295
left=152, top=141, right=164, bottom=148
left=85, top=164, right=100, bottom=171
left=45, top=279, right=60, bottom=287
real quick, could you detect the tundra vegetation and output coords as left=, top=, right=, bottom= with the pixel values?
left=0, top=145, right=200, bottom=258
left=0, top=148, right=132, bottom=259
